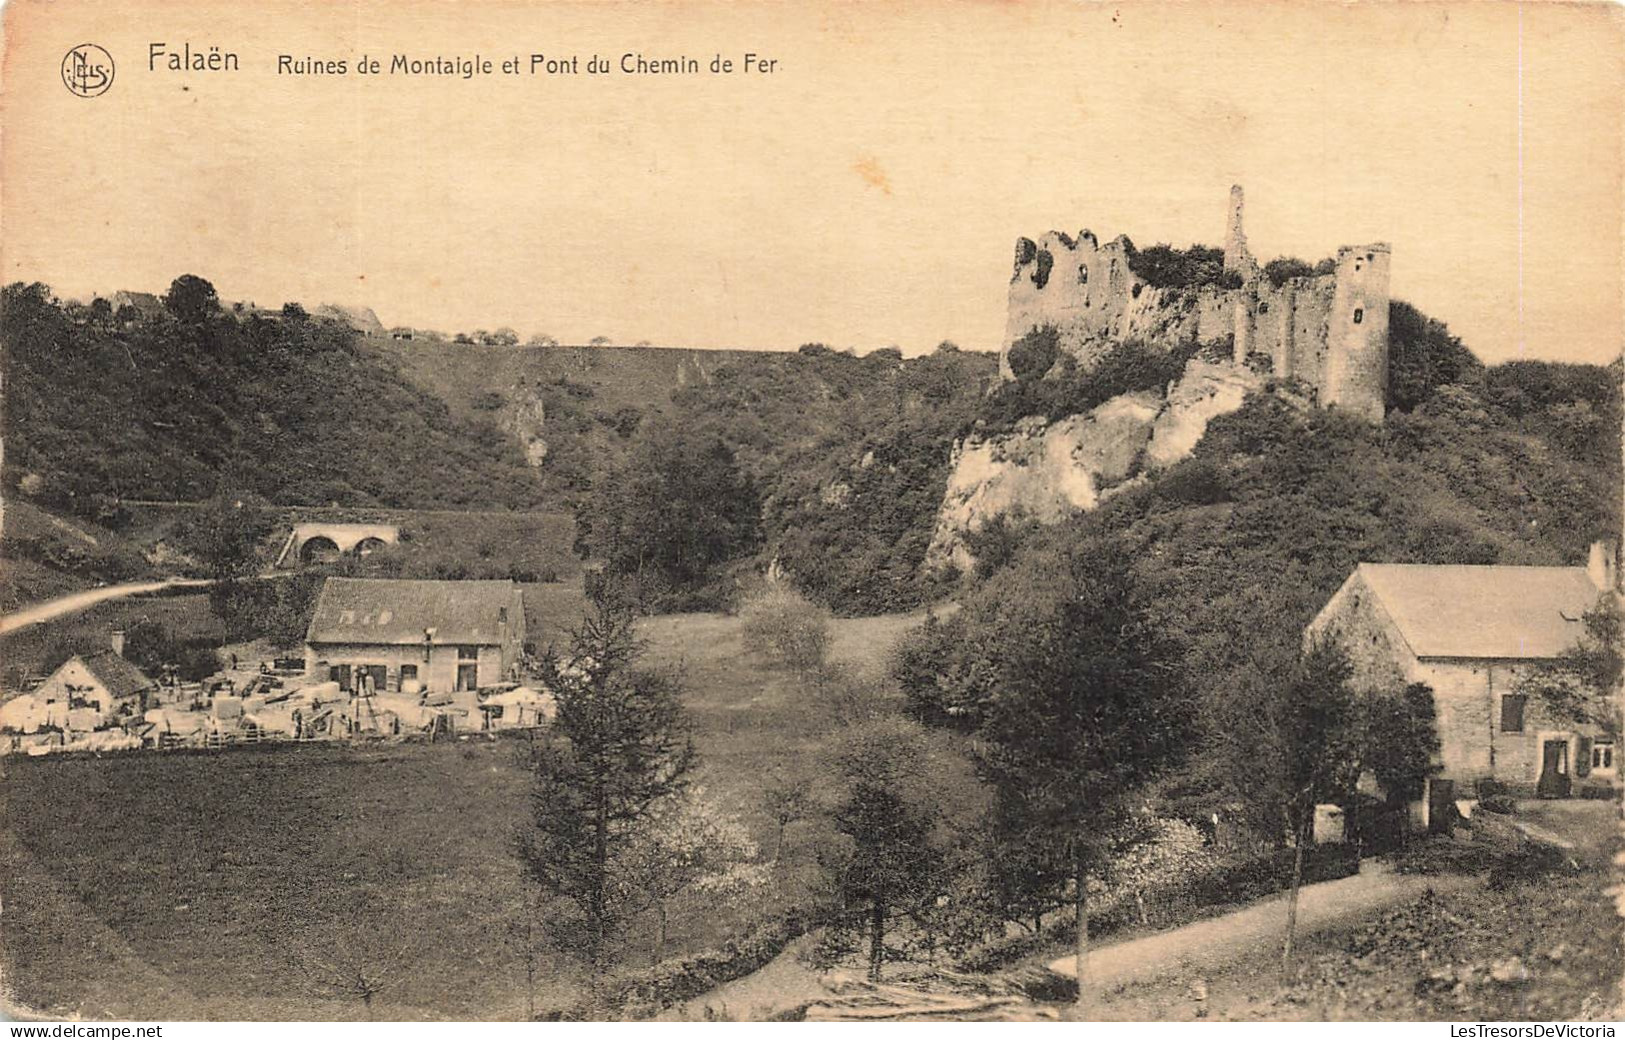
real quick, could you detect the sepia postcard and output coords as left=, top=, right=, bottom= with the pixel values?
left=1, top=0, right=1621, bottom=1027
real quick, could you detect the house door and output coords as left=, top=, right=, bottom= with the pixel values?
left=329, top=664, right=351, bottom=691
left=456, top=663, right=478, bottom=691
left=1537, top=739, right=1571, bottom=798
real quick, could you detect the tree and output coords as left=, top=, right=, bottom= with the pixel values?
left=588, top=335, right=612, bottom=347
left=515, top=583, right=696, bottom=987
left=163, top=274, right=220, bottom=324
left=528, top=332, right=560, bottom=348
left=180, top=491, right=273, bottom=637
left=1102, top=816, right=1214, bottom=927
left=618, top=787, right=767, bottom=963
left=814, top=716, right=946, bottom=981
left=1516, top=594, right=1623, bottom=738
left=971, top=536, right=1191, bottom=1006
left=574, top=423, right=761, bottom=609
left=762, top=768, right=813, bottom=862
left=1360, top=681, right=1441, bottom=807
left=1212, top=638, right=1363, bottom=977
left=490, top=327, right=519, bottom=346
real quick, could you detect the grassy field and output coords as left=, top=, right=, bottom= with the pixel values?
left=0, top=602, right=962, bottom=1020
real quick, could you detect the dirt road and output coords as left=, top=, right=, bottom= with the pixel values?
left=0, top=578, right=212, bottom=635
left=1045, top=861, right=1481, bottom=989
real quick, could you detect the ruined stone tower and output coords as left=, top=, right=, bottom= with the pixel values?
left=1323, top=243, right=1391, bottom=421
left=1222, top=184, right=1259, bottom=279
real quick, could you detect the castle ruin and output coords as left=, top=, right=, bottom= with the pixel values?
left=1001, top=186, right=1391, bottom=421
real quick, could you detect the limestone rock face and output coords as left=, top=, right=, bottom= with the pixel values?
left=1145, top=359, right=1262, bottom=469
left=927, top=391, right=1162, bottom=574
left=499, top=395, right=549, bottom=467
left=927, top=359, right=1265, bottom=572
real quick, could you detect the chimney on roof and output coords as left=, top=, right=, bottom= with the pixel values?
left=1586, top=540, right=1617, bottom=593
left=110, top=629, right=126, bottom=658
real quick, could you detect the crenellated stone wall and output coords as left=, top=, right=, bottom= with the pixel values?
left=1001, top=186, right=1389, bottom=422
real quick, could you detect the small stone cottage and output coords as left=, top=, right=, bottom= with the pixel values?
left=27, top=644, right=159, bottom=731
left=1306, top=544, right=1620, bottom=804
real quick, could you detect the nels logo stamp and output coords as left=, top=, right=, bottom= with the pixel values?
left=62, top=43, right=114, bottom=97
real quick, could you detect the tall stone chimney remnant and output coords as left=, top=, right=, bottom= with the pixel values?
left=1222, top=184, right=1259, bottom=279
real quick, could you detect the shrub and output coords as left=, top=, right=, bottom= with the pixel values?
left=1126, top=243, right=1227, bottom=290
left=1006, top=325, right=1059, bottom=382
left=1488, top=842, right=1576, bottom=891
left=1578, top=784, right=1616, bottom=800
left=1477, top=794, right=1517, bottom=815
left=738, top=582, right=831, bottom=676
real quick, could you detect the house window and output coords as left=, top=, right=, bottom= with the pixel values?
left=1500, top=694, right=1526, bottom=733
left=457, top=645, right=479, bottom=660
left=1352, top=308, right=1364, bottom=325
left=1593, top=741, right=1615, bottom=771
left=399, top=664, right=418, bottom=682
left=1078, top=264, right=1088, bottom=285
left=1258, top=302, right=1269, bottom=314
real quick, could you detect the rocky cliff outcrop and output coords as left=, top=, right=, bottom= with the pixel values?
left=926, top=359, right=1265, bottom=572
left=500, top=395, right=549, bottom=466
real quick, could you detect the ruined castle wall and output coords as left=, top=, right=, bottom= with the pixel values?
left=1000, top=191, right=1388, bottom=420
left=1003, top=231, right=1221, bottom=375
left=1285, top=278, right=1336, bottom=391
left=1192, top=289, right=1239, bottom=344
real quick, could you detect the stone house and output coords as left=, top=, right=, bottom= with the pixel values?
left=29, top=646, right=159, bottom=731
left=1306, top=545, right=1620, bottom=804
left=304, top=578, right=527, bottom=695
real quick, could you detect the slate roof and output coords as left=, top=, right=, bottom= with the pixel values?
left=305, top=578, right=522, bottom=647
left=77, top=650, right=157, bottom=698
left=1355, top=563, right=1606, bottom=660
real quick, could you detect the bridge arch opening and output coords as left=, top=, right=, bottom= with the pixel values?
left=300, top=536, right=342, bottom=564
left=354, top=537, right=389, bottom=557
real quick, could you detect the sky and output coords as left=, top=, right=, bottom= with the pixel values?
left=2, top=1, right=1621, bottom=364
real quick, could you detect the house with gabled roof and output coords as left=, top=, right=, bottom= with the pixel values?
left=1307, top=544, right=1620, bottom=802
left=29, top=645, right=159, bottom=731
left=304, top=578, right=526, bottom=695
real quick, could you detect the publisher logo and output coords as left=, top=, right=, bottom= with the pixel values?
left=62, top=44, right=114, bottom=97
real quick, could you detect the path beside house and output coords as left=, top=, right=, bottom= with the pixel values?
left=1044, top=860, right=1481, bottom=989
left=0, top=578, right=214, bottom=634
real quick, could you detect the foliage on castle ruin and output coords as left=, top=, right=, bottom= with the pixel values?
left=1262, top=256, right=1337, bottom=288
left=1124, top=242, right=1242, bottom=290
